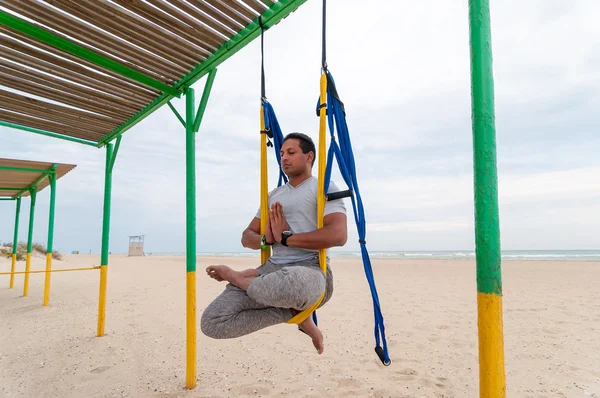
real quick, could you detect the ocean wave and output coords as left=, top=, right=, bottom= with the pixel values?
left=330, top=251, right=600, bottom=261
left=148, top=251, right=600, bottom=261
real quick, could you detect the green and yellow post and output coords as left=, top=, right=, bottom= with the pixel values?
left=184, top=86, right=197, bottom=390
left=468, top=0, right=506, bottom=396
left=9, top=197, right=21, bottom=288
left=43, top=168, right=57, bottom=306
left=97, top=137, right=120, bottom=336
left=167, top=69, right=216, bottom=390
left=23, top=188, right=37, bottom=297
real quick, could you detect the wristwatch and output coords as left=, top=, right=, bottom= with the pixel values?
left=281, top=231, right=293, bottom=247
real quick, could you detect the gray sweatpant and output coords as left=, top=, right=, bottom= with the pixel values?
left=201, top=256, right=333, bottom=339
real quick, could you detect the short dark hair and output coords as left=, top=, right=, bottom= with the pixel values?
left=282, top=132, right=316, bottom=166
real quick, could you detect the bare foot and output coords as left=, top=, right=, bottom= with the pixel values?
left=293, top=310, right=324, bottom=354
left=206, top=265, right=232, bottom=282
left=206, top=266, right=258, bottom=290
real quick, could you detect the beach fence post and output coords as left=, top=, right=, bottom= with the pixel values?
left=43, top=166, right=57, bottom=306
left=9, top=197, right=21, bottom=288
left=97, top=137, right=120, bottom=337
left=177, top=68, right=217, bottom=390
left=468, top=0, right=506, bottom=396
left=23, top=188, right=37, bottom=297
left=184, top=86, right=197, bottom=390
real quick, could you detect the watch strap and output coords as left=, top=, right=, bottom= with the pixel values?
left=281, top=232, right=292, bottom=247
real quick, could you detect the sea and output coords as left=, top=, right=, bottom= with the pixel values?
left=150, top=250, right=600, bottom=262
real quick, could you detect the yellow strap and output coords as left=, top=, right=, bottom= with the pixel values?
left=260, top=104, right=271, bottom=263
left=0, top=266, right=100, bottom=275
left=287, top=73, right=328, bottom=325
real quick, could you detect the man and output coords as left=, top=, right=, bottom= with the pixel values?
left=201, top=132, right=348, bottom=354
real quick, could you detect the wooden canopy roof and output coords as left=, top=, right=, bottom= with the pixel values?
left=0, top=157, right=76, bottom=198
left=0, top=0, right=308, bottom=147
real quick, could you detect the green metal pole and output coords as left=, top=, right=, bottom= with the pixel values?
left=9, top=197, right=21, bottom=288
left=468, top=0, right=506, bottom=396
left=193, top=69, right=218, bottom=133
left=43, top=172, right=57, bottom=306
left=0, top=166, right=54, bottom=173
left=97, top=142, right=114, bottom=337
left=23, top=188, right=37, bottom=296
left=185, top=87, right=197, bottom=389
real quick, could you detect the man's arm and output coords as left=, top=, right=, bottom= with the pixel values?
left=241, top=217, right=275, bottom=250
left=241, top=217, right=262, bottom=250
left=282, top=212, right=347, bottom=250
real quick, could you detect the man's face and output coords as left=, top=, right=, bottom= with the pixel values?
left=280, top=139, right=313, bottom=177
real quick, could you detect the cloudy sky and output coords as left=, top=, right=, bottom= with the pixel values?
left=1, top=0, right=599, bottom=254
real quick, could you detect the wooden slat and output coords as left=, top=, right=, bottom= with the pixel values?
left=12, top=1, right=178, bottom=81
left=0, top=56, right=136, bottom=118
left=50, top=0, right=205, bottom=70
left=112, top=0, right=222, bottom=52
left=0, top=109, right=106, bottom=141
left=0, top=190, right=21, bottom=197
left=8, top=0, right=178, bottom=81
left=242, top=0, right=269, bottom=14
left=0, top=59, right=148, bottom=111
left=146, top=0, right=233, bottom=44
left=0, top=171, right=42, bottom=187
left=167, top=0, right=239, bottom=37
left=259, top=0, right=276, bottom=7
left=221, top=0, right=260, bottom=20
left=2, top=99, right=112, bottom=135
left=205, top=0, right=252, bottom=26
left=0, top=90, right=119, bottom=131
left=3, top=0, right=182, bottom=82
left=0, top=90, right=118, bottom=132
left=94, top=0, right=211, bottom=59
left=0, top=70, right=131, bottom=121
left=0, top=25, right=159, bottom=99
left=34, top=0, right=186, bottom=80
left=185, top=1, right=245, bottom=33
left=0, top=41, right=154, bottom=109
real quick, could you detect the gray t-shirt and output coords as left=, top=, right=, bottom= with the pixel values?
left=255, top=176, right=346, bottom=264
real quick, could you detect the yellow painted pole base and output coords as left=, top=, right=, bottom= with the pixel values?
left=43, top=253, right=52, bottom=306
left=9, top=253, right=16, bottom=288
left=186, top=271, right=197, bottom=389
left=97, top=265, right=108, bottom=337
left=477, top=292, right=506, bottom=397
left=23, top=252, right=31, bottom=296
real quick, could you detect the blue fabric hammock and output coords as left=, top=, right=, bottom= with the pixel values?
left=262, top=74, right=390, bottom=366
left=262, top=99, right=288, bottom=187
left=316, top=71, right=391, bottom=366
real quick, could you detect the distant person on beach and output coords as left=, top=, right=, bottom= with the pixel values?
left=201, top=133, right=348, bottom=354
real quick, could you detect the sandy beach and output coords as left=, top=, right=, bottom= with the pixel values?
left=1, top=254, right=599, bottom=397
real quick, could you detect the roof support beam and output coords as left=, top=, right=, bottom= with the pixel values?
left=0, top=120, right=98, bottom=147
left=0, top=166, right=54, bottom=173
left=108, top=136, right=121, bottom=173
left=167, top=102, right=185, bottom=129
left=193, top=68, right=218, bottom=133
left=0, top=10, right=182, bottom=97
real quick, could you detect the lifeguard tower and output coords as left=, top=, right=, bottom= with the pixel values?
left=127, top=235, right=144, bottom=257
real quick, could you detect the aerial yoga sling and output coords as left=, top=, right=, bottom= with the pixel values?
left=258, top=0, right=390, bottom=366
